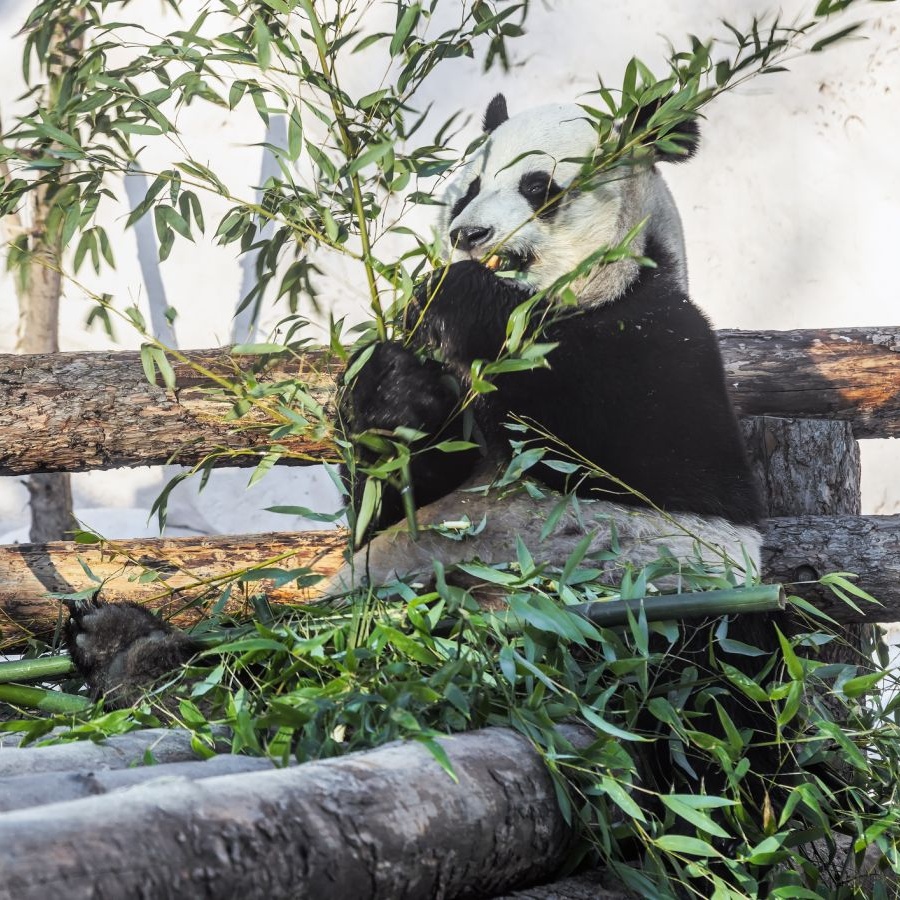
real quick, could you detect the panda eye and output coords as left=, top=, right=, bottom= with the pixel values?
left=520, top=173, right=550, bottom=197
left=519, top=172, right=564, bottom=219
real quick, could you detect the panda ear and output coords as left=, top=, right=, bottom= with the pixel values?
left=482, top=94, right=509, bottom=133
left=633, top=100, right=700, bottom=164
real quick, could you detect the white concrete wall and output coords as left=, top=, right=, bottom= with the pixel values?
left=0, top=0, right=897, bottom=541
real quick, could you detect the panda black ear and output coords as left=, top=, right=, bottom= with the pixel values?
left=482, top=94, right=509, bottom=133
left=633, top=100, right=700, bottom=164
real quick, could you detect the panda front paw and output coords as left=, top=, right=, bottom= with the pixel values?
left=414, top=260, right=532, bottom=364
left=340, top=340, right=461, bottom=437
left=64, top=598, right=199, bottom=709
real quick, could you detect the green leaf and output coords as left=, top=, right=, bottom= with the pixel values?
left=390, top=4, right=421, bottom=57
left=653, top=834, right=722, bottom=858
left=598, top=775, right=646, bottom=822
left=660, top=795, right=731, bottom=839
left=345, top=141, right=393, bottom=177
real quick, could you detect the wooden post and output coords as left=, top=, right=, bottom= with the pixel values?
left=743, top=416, right=874, bottom=667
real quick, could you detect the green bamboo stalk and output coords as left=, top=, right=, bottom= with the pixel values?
left=0, top=656, right=74, bottom=683
left=572, top=584, right=785, bottom=629
left=0, top=683, right=90, bottom=713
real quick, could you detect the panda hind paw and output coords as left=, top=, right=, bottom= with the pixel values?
left=64, top=598, right=198, bottom=709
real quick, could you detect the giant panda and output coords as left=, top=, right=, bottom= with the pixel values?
left=65, top=94, right=765, bottom=713
left=325, top=93, right=763, bottom=596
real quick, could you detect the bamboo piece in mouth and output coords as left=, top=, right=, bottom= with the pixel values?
left=485, top=254, right=502, bottom=270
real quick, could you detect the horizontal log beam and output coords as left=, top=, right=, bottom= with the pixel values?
left=0, top=515, right=896, bottom=647
left=0, top=726, right=583, bottom=900
left=0, top=347, right=340, bottom=475
left=0, top=327, right=897, bottom=475
left=719, top=327, right=900, bottom=439
left=0, top=531, right=346, bottom=650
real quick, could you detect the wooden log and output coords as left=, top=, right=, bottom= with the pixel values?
left=0, top=346, right=339, bottom=475
left=0, top=516, right=896, bottom=648
left=743, top=417, right=871, bottom=730
left=0, top=754, right=275, bottom=813
left=0, top=530, right=346, bottom=650
left=0, top=327, right=898, bottom=475
left=761, top=515, right=900, bottom=624
left=721, top=327, right=900, bottom=439
left=0, top=728, right=215, bottom=775
left=741, top=417, right=861, bottom=518
left=0, top=726, right=583, bottom=900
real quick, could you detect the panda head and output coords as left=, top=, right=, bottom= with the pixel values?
left=441, top=94, right=699, bottom=297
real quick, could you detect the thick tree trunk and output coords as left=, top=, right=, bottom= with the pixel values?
left=0, top=726, right=584, bottom=900
left=1, top=22, right=82, bottom=542
left=0, top=517, right=895, bottom=648
left=0, top=327, right=898, bottom=475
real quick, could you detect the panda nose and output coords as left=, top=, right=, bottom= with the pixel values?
left=449, top=225, right=494, bottom=252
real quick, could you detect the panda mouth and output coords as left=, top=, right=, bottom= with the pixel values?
left=484, top=250, right=533, bottom=273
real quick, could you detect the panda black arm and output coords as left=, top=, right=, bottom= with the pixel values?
left=414, top=260, right=535, bottom=365
left=339, top=341, right=480, bottom=533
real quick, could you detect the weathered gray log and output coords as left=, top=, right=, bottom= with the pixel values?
left=0, top=728, right=218, bottom=776
left=741, top=417, right=861, bottom=518
left=744, top=417, right=871, bottom=733
left=0, top=726, right=583, bottom=900
left=0, top=327, right=898, bottom=476
left=0, top=753, right=275, bottom=812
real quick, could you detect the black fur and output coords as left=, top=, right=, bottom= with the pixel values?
left=64, top=596, right=200, bottom=709
left=518, top=171, right=565, bottom=221
left=633, top=100, right=700, bottom=163
left=345, top=242, right=761, bottom=532
left=449, top=176, right=481, bottom=222
left=482, top=93, right=509, bottom=133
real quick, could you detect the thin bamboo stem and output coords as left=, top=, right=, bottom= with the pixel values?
left=0, top=656, right=74, bottom=683
left=0, top=683, right=89, bottom=713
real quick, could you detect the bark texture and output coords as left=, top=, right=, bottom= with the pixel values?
left=0, top=326, right=898, bottom=475
left=0, top=754, right=275, bottom=813
left=761, top=515, right=900, bottom=624
left=720, top=326, right=900, bottom=438
left=0, top=726, right=580, bottom=900
left=741, top=417, right=861, bottom=518
left=743, top=417, right=872, bottom=669
left=0, top=347, right=338, bottom=475
left=0, top=530, right=346, bottom=649
left=0, top=22, right=82, bottom=542
left=0, top=728, right=215, bottom=776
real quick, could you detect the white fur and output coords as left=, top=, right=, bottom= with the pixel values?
left=442, top=103, right=689, bottom=297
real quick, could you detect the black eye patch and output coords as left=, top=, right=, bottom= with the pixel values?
left=518, top=171, right=564, bottom=220
left=450, top=176, right=481, bottom=221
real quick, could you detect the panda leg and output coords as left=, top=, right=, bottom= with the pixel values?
left=321, top=481, right=762, bottom=596
left=65, top=597, right=201, bottom=709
